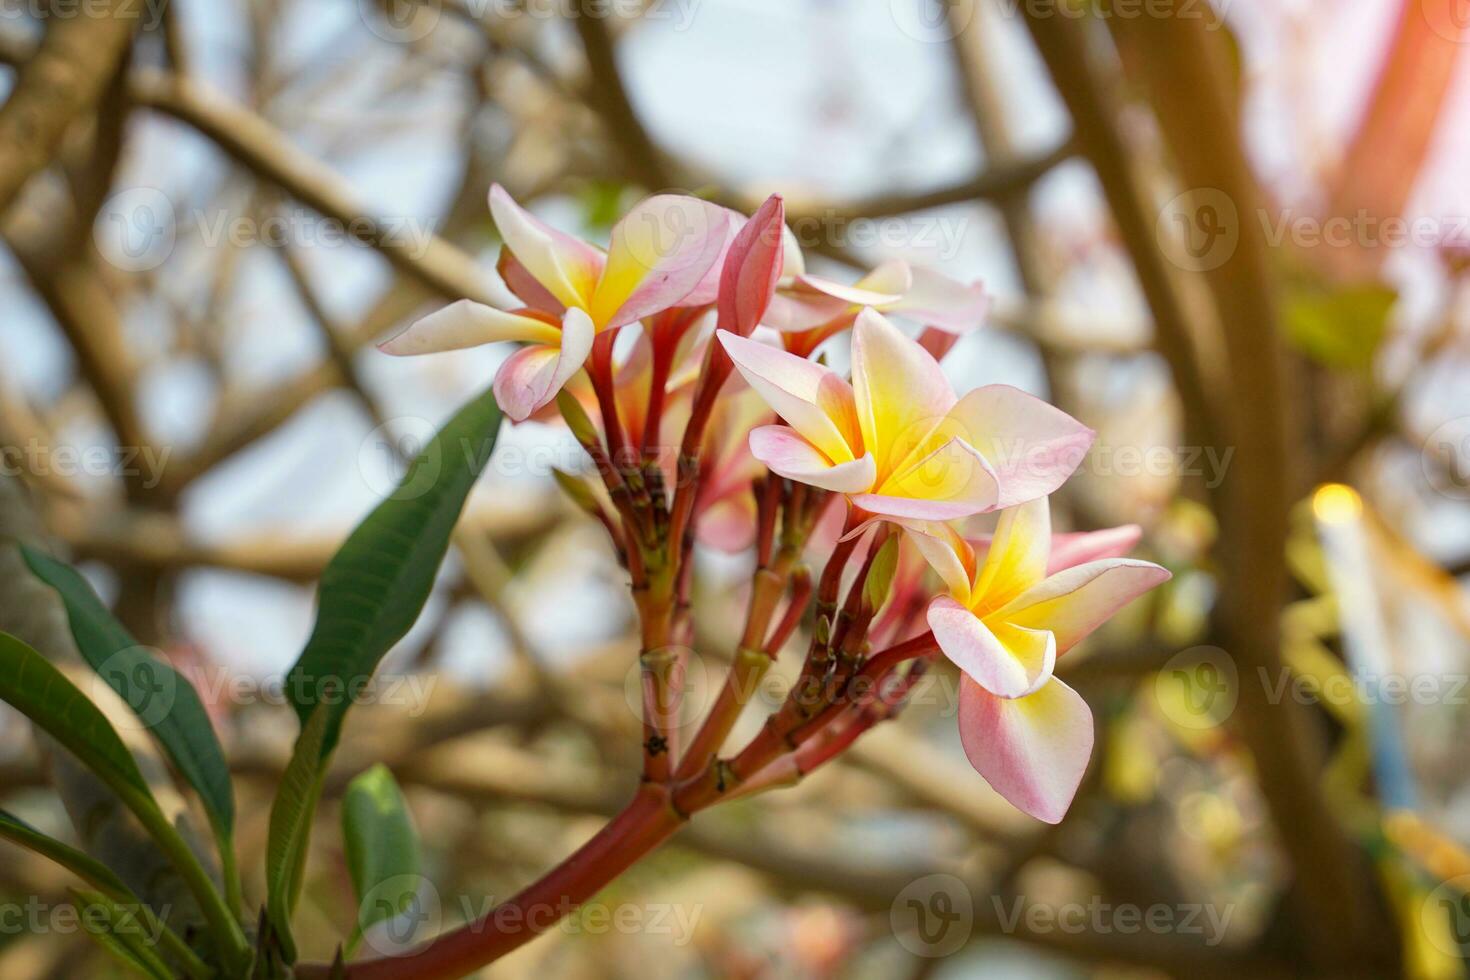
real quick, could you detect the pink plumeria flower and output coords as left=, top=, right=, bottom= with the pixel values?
left=379, top=185, right=737, bottom=421
left=717, top=308, right=1094, bottom=521
left=766, top=243, right=989, bottom=357
left=904, top=497, right=1170, bottom=823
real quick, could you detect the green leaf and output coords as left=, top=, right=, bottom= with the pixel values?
left=1282, top=283, right=1396, bottom=371
left=21, top=546, right=235, bottom=841
left=0, top=808, right=131, bottom=898
left=0, top=810, right=212, bottom=979
left=69, top=887, right=173, bottom=980
left=0, top=631, right=155, bottom=806
left=285, top=385, right=502, bottom=757
left=342, top=765, right=421, bottom=943
left=265, top=704, right=332, bottom=965
left=0, top=632, right=247, bottom=970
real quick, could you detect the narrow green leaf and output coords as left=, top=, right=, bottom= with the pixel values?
left=342, top=765, right=421, bottom=942
left=0, top=633, right=247, bottom=970
left=22, top=546, right=235, bottom=840
left=0, top=811, right=212, bottom=980
left=285, top=386, right=502, bottom=757
left=69, top=887, right=173, bottom=980
left=265, top=704, right=332, bottom=964
left=0, top=808, right=131, bottom=898
left=0, top=631, right=155, bottom=805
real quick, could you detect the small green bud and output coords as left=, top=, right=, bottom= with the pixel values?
left=863, top=535, right=901, bottom=611
left=556, top=389, right=599, bottom=446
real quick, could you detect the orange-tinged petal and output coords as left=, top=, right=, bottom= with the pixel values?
left=379, top=300, right=561, bottom=355
left=489, top=185, right=603, bottom=312
left=749, top=426, right=877, bottom=494
left=592, top=195, right=735, bottom=328
left=718, top=330, right=861, bottom=465
left=999, top=558, right=1171, bottom=655
left=850, top=308, right=956, bottom=480
left=928, top=596, right=1056, bottom=698
left=970, top=497, right=1050, bottom=614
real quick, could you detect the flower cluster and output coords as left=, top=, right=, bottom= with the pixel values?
left=381, top=187, right=1170, bottom=824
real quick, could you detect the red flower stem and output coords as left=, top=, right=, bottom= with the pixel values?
left=665, top=343, right=732, bottom=559
left=641, top=340, right=672, bottom=462
left=673, top=635, right=937, bottom=814
left=672, top=554, right=791, bottom=780
left=315, top=787, right=685, bottom=980
left=762, top=565, right=811, bottom=655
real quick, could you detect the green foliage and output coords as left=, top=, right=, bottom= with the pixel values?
left=22, top=547, right=235, bottom=842
left=342, top=765, right=421, bottom=945
left=1282, top=283, right=1396, bottom=371
left=265, top=706, right=332, bottom=965
left=284, top=384, right=502, bottom=759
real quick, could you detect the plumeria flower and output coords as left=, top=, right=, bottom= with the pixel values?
left=717, top=308, right=1093, bottom=521
left=767, top=242, right=989, bottom=357
left=380, top=185, right=737, bottom=421
left=904, top=497, right=1171, bottom=823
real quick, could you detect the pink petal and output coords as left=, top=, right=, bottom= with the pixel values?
left=851, top=308, right=956, bottom=475
left=718, top=330, right=862, bottom=465
left=794, top=272, right=905, bottom=308
left=488, top=185, right=604, bottom=311
left=1045, top=525, right=1143, bottom=573
left=497, top=249, right=566, bottom=314
left=928, top=596, right=1055, bottom=698
left=749, top=425, right=876, bottom=494
left=379, top=300, right=562, bottom=356
left=889, top=267, right=990, bottom=334
left=680, top=208, right=748, bottom=308
left=765, top=290, right=851, bottom=332
left=696, top=496, right=758, bottom=553
left=491, top=308, right=595, bottom=422
left=958, top=674, right=1094, bottom=824
left=717, top=194, right=786, bottom=338
left=1000, top=559, right=1171, bottom=654
left=894, top=519, right=975, bottom=604
left=969, top=524, right=1144, bottom=576
left=594, top=195, right=737, bottom=328
left=943, top=384, right=1095, bottom=509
